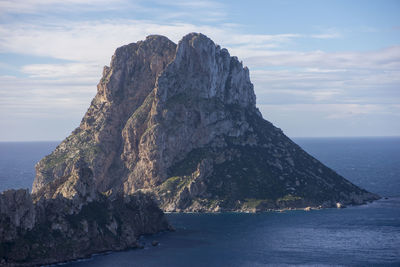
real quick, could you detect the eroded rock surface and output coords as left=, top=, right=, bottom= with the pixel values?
left=0, top=189, right=169, bottom=266
left=33, top=33, right=379, bottom=213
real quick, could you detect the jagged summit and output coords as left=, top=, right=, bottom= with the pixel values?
left=32, top=33, right=379, bottom=212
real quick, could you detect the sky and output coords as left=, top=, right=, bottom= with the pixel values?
left=0, top=0, right=399, bottom=141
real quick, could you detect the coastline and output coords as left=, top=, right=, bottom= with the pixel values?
left=0, top=137, right=395, bottom=266
left=0, top=190, right=170, bottom=267
left=26, top=198, right=379, bottom=267
left=159, top=190, right=380, bottom=213
left=163, top=197, right=381, bottom=214
left=47, top=198, right=385, bottom=266
left=0, top=193, right=384, bottom=266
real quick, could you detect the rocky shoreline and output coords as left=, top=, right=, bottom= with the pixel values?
left=0, top=188, right=170, bottom=266
left=161, top=196, right=378, bottom=213
left=0, top=189, right=378, bottom=266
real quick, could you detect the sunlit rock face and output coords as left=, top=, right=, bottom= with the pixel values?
left=33, top=33, right=379, bottom=212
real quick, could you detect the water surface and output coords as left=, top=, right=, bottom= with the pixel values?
left=0, top=138, right=399, bottom=266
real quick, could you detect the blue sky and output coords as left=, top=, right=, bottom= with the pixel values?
left=0, top=0, right=399, bottom=141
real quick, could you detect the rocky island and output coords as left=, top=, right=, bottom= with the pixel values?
left=1, top=33, right=379, bottom=265
left=33, top=32, right=378, bottom=211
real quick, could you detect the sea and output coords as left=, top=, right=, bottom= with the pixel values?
left=0, top=137, right=399, bottom=266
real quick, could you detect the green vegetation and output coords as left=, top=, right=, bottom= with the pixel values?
left=82, top=143, right=103, bottom=161
left=159, top=176, right=192, bottom=196
left=277, top=194, right=302, bottom=202
left=160, top=176, right=181, bottom=192
left=204, top=199, right=220, bottom=208
left=243, top=198, right=266, bottom=209
left=168, top=148, right=211, bottom=176
left=42, top=153, right=68, bottom=172
left=130, top=92, right=154, bottom=123
left=100, top=68, right=112, bottom=84
left=101, top=77, right=109, bottom=84
left=208, top=144, right=287, bottom=201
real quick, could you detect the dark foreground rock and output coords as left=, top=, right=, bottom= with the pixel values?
left=0, top=189, right=169, bottom=266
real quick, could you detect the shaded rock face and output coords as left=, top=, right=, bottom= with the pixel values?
left=0, top=189, right=35, bottom=242
left=2, top=156, right=169, bottom=265
left=33, top=33, right=379, bottom=212
left=0, top=189, right=169, bottom=266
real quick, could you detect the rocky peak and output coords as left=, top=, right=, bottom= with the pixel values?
left=32, top=33, right=379, bottom=212
left=101, top=34, right=176, bottom=103
left=121, top=33, right=261, bottom=192
left=33, top=35, right=177, bottom=195
left=157, top=33, right=256, bottom=108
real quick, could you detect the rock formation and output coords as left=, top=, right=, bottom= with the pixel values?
left=1, top=32, right=381, bottom=264
left=32, top=32, right=379, bottom=213
left=0, top=158, right=169, bottom=266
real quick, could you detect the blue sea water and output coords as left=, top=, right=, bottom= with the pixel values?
left=0, top=141, right=58, bottom=192
left=0, top=137, right=399, bottom=266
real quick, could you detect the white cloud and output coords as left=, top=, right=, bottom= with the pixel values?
left=0, top=0, right=129, bottom=14
left=227, top=33, right=302, bottom=45
left=0, top=21, right=221, bottom=63
left=0, top=75, right=94, bottom=121
left=0, top=5, right=399, bottom=139
left=21, top=63, right=100, bottom=79
left=0, top=20, right=313, bottom=67
left=257, top=103, right=400, bottom=137
left=240, top=46, right=400, bottom=70
left=1, top=19, right=399, bottom=116
left=162, top=0, right=223, bottom=9
left=0, top=0, right=228, bottom=24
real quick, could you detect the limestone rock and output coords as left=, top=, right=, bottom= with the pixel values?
left=0, top=190, right=169, bottom=265
left=32, top=33, right=380, bottom=212
left=0, top=189, right=35, bottom=242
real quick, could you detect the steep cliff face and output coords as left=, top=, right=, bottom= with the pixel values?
left=33, top=33, right=379, bottom=212
left=2, top=146, right=169, bottom=265
left=33, top=35, right=177, bottom=195
left=122, top=34, right=258, bottom=193
left=0, top=189, right=169, bottom=265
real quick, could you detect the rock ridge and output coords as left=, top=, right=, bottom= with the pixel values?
left=32, top=32, right=379, bottom=214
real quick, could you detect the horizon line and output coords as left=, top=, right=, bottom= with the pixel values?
left=1, top=135, right=400, bottom=143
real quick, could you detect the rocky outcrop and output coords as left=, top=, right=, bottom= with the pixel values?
left=0, top=189, right=35, bottom=243
left=33, top=35, right=177, bottom=195
left=1, top=154, right=169, bottom=265
left=0, top=189, right=169, bottom=266
left=32, top=33, right=379, bottom=213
